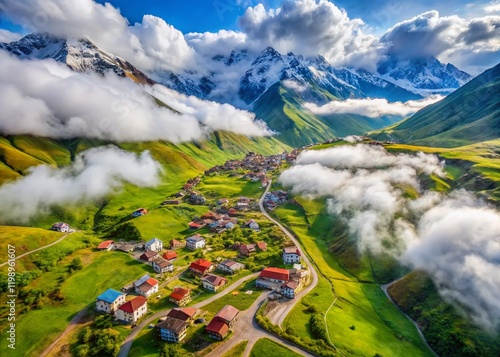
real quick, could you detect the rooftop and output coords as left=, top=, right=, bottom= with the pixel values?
left=96, top=288, right=123, bottom=304
left=118, top=296, right=147, bottom=313
left=215, top=305, right=239, bottom=322
left=157, top=316, right=188, bottom=333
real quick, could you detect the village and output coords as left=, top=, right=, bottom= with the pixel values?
left=52, top=149, right=312, bottom=352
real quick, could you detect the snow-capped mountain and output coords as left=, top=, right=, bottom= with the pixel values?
left=377, top=56, right=472, bottom=95
left=0, top=33, right=154, bottom=85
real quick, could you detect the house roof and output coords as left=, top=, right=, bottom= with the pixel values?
left=189, top=222, right=204, bottom=229
left=157, top=316, right=188, bottom=333
left=145, top=237, right=162, bottom=246
left=140, top=251, right=157, bottom=259
left=240, top=244, right=255, bottom=251
left=162, top=251, right=178, bottom=260
left=259, top=267, right=289, bottom=282
left=97, top=240, right=114, bottom=249
left=156, top=260, right=173, bottom=269
left=190, top=259, right=212, bottom=272
left=187, top=235, right=205, bottom=242
left=118, top=296, right=147, bottom=313
left=134, top=274, right=151, bottom=287
left=170, top=239, right=184, bottom=245
left=283, top=246, right=300, bottom=255
left=170, top=287, right=190, bottom=301
left=202, top=274, right=227, bottom=286
left=146, top=278, right=159, bottom=286
left=167, top=307, right=197, bottom=321
left=52, top=222, right=68, bottom=228
left=206, top=318, right=229, bottom=336
left=97, top=288, right=123, bottom=304
left=283, top=281, right=299, bottom=290
left=257, top=242, right=267, bottom=250
left=215, top=305, right=239, bottom=322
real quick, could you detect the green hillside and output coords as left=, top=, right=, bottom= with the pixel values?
left=371, top=62, right=500, bottom=147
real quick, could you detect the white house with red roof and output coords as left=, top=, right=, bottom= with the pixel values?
left=134, top=274, right=159, bottom=298
left=256, top=267, right=290, bottom=290
left=97, top=240, right=115, bottom=251
left=201, top=274, right=227, bottom=292
left=114, top=296, right=147, bottom=324
left=283, top=246, right=301, bottom=264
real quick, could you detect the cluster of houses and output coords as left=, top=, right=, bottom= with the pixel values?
left=188, top=211, right=238, bottom=233
left=263, top=190, right=289, bottom=210
left=95, top=272, right=160, bottom=324
left=204, top=152, right=282, bottom=179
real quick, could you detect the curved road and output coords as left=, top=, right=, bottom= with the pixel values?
left=0, top=233, right=70, bottom=267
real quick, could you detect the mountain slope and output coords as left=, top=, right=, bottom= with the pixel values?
left=372, top=62, right=500, bottom=147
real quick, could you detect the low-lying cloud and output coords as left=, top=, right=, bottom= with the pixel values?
left=279, top=144, right=500, bottom=330
left=0, top=51, right=273, bottom=141
left=304, top=96, right=443, bottom=118
left=0, top=146, right=162, bottom=223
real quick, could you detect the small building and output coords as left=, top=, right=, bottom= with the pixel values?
left=166, top=307, right=197, bottom=323
left=152, top=259, right=174, bottom=274
left=95, top=288, right=126, bottom=313
left=156, top=317, right=189, bottom=342
left=115, top=296, right=147, bottom=324
left=281, top=281, right=301, bottom=299
left=97, top=240, right=114, bottom=251
left=115, top=244, right=134, bottom=252
left=239, top=244, right=256, bottom=257
left=52, top=222, right=70, bottom=232
left=170, top=239, right=186, bottom=250
left=162, top=251, right=178, bottom=262
left=131, top=208, right=148, bottom=217
left=228, top=208, right=239, bottom=217
left=189, top=259, right=213, bottom=276
left=206, top=305, right=239, bottom=340
left=169, top=287, right=191, bottom=306
left=140, top=251, right=158, bottom=262
left=218, top=260, right=245, bottom=275
left=257, top=242, right=267, bottom=251
left=256, top=267, right=289, bottom=290
left=186, top=235, right=206, bottom=250
left=283, top=246, right=301, bottom=264
left=215, top=305, right=239, bottom=327
left=218, top=198, right=229, bottom=205
left=201, top=274, right=227, bottom=292
left=188, top=221, right=205, bottom=230
left=145, top=238, right=163, bottom=252
left=134, top=275, right=159, bottom=298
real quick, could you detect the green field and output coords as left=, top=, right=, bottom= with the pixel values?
left=223, top=340, right=248, bottom=357
left=250, top=338, right=302, bottom=357
left=0, top=251, right=150, bottom=356
left=202, top=279, right=262, bottom=313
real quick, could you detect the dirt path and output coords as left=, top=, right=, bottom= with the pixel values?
left=0, top=233, right=70, bottom=267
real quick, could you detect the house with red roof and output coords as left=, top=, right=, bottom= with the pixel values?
left=162, top=250, right=178, bottom=262
left=134, top=275, right=159, bottom=298
left=167, top=307, right=197, bottom=323
left=239, top=243, right=256, bottom=257
left=189, top=259, right=213, bottom=276
left=114, top=296, right=147, bottom=324
left=169, top=287, right=191, bottom=306
left=201, top=274, right=227, bottom=292
left=283, top=246, right=301, bottom=264
left=256, top=267, right=290, bottom=290
left=215, top=305, right=239, bottom=327
left=140, top=251, right=158, bottom=262
left=257, top=242, right=267, bottom=251
left=206, top=305, right=239, bottom=340
left=188, top=221, right=205, bottom=230
left=281, top=281, right=302, bottom=299
left=97, top=240, right=114, bottom=251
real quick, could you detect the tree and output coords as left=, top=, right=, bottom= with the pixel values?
left=79, top=327, right=92, bottom=344
left=69, top=257, right=83, bottom=271
left=159, top=343, right=180, bottom=357
left=94, top=314, right=113, bottom=329
left=74, top=344, right=89, bottom=357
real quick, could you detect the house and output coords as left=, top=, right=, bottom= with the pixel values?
left=215, top=305, right=239, bottom=327
left=95, top=288, right=126, bottom=313
left=236, top=202, right=249, bottom=211
left=170, top=239, right=186, bottom=250
left=140, top=251, right=158, bottom=262
left=249, top=221, right=260, bottom=231
left=169, top=287, right=191, bottom=306
left=283, top=246, right=301, bottom=264
left=131, top=208, right=148, bottom=217
left=97, top=240, right=114, bottom=251
left=188, top=221, right=205, bottom=230
left=201, top=274, right=227, bottom=292
left=115, top=296, right=147, bottom=324
left=206, top=305, right=239, bottom=340
left=156, top=317, right=189, bottom=342
left=256, top=267, right=289, bottom=290
left=52, top=222, right=70, bottom=232
left=166, top=307, right=197, bottom=322
left=145, top=238, right=163, bottom=252
left=162, top=251, right=178, bottom=262
left=189, top=259, right=213, bottom=276
left=186, top=235, right=206, bottom=250
left=281, top=281, right=301, bottom=299
left=134, top=275, right=159, bottom=298
left=257, top=242, right=267, bottom=251
left=218, top=260, right=245, bottom=274
left=218, top=198, right=229, bottom=206
left=239, top=244, right=256, bottom=257
left=152, top=259, right=173, bottom=274
left=115, top=244, right=134, bottom=252
left=227, top=208, right=239, bottom=217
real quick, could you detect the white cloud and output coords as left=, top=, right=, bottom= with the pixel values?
left=279, top=144, right=500, bottom=329
left=0, top=146, right=162, bottom=223
left=0, top=29, right=22, bottom=43
left=0, top=51, right=272, bottom=141
left=304, top=96, right=443, bottom=118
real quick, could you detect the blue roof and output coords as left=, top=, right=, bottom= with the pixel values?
left=145, top=237, right=162, bottom=246
left=97, top=288, right=123, bottom=303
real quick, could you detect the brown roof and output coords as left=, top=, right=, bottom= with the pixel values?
left=202, top=274, right=227, bottom=286
left=140, top=251, right=158, bottom=259
left=170, top=287, right=190, bottom=301
left=167, top=307, right=197, bottom=321
left=206, top=318, right=229, bottom=337
left=156, top=260, right=173, bottom=269
left=118, top=296, right=147, bottom=313
left=259, top=267, right=289, bottom=282
left=157, top=317, right=188, bottom=333
left=215, top=305, right=239, bottom=323
left=283, top=246, right=300, bottom=255
left=283, top=281, right=299, bottom=290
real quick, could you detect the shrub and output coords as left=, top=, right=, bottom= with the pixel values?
left=310, top=313, right=328, bottom=342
